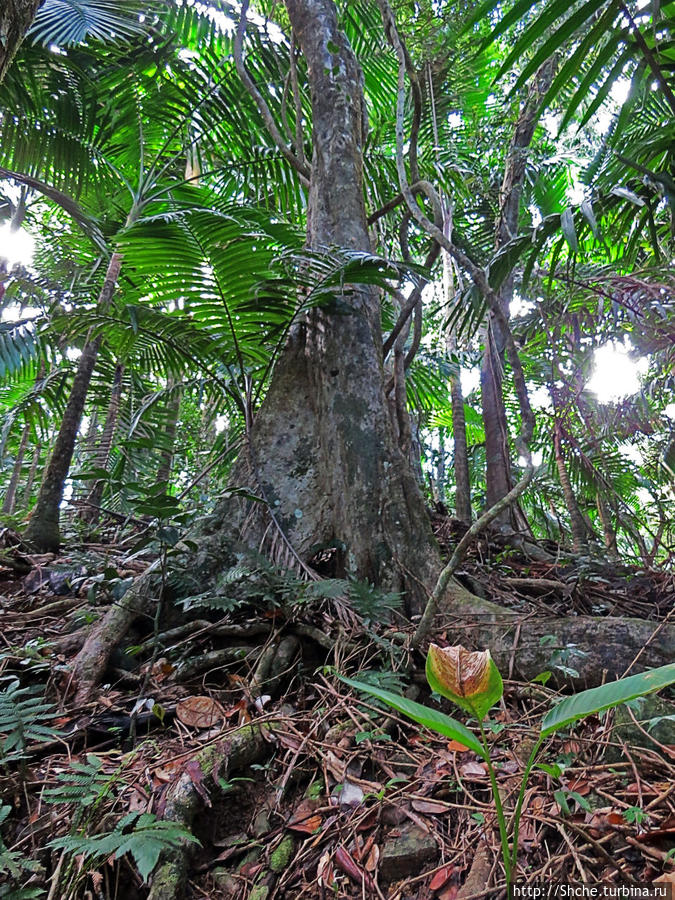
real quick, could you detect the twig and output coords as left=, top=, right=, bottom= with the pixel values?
left=412, top=467, right=534, bottom=648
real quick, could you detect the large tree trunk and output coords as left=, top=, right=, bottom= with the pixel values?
left=24, top=252, right=122, bottom=551
left=0, top=0, right=43, bottom=84
left=68, top=0, right=441, bottom=700
left=212, top=0, right=439, bottom=609
left=68, top=18, right=670, bottom=707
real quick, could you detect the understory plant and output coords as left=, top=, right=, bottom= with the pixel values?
left=44, top=753, right=198, bottom=896
left=341, top=649, right=675, bottom=897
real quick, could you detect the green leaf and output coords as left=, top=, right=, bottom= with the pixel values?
left=541, top=663, right=675, bottom=738
left=560, top=208, right=578, bottom=251
left=610, top=185, right=645, bottom=207
left=534, top=762, right=563, bottom=778
left=580, top=201, right=599, bottom=238
left=338, top=675, right=486, bottom=759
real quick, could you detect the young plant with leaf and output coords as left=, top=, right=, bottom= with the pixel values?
left=342, top=651, right=675, bottom=895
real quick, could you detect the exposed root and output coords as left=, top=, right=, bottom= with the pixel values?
left=173, top=645, right=263, bottom=682
left=147, top=721, right=277, bottom=900
left=69, top=566, right=156, bottom=703
left=457, top=841, right=493, bottom=898
left=436, top=578, right=674, bottom=685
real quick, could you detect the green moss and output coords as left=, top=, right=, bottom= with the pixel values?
left=249, top=885, right=269, bottom=900
left=269, top=835, right=295, bottom=873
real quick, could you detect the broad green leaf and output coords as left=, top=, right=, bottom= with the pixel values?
left=580, top=200, right=599, bottom=238
left=338, top=675, right=486, bottom=758
left=541, top=663, right=675, bottom=737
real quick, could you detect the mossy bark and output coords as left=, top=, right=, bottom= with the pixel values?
left=208, top=0, right=440, bottom=611
left=147, top=722, right=274, bottom=900
left=0, top=0, right=43, bottom=85
left=437, top=578, right=674, bottom=686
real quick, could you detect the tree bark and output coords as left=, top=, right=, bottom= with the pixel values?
left=24, top=252, right=122, bottom=551
left=0, top=0, right=43, bottom=85
left=436, top=579, right=674, bottom=687
left=2, top=422, right=29, bottom=515
left=449, top=356, right=472, bottom=523
left=23, top=440, right=41, bottom=506
left=82, top=362, right=124, bottom=525
left=212, top=0, right=440, bottom=609
left=443, top=213, right=472, bottom=523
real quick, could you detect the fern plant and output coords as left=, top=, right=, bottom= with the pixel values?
left=44, top=753, right=199, bottom=891
left=48, top=811, right=199, bottom=883
left=0, top=678, right=61, bottom=764
left=0, top=803, right=44, bottom=898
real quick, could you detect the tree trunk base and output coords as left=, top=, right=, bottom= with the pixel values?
left=69, top=544, right=673, bottom=707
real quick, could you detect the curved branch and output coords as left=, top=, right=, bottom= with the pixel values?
left=376, top=0, right=538, bottom=643
left=383, top=186, right=442, bottom=359
left=234, top=0, right=310, bottom=184
left=411, top=464, right=535, bottom=649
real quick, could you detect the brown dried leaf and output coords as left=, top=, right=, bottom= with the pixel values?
left=365, top=843, right=379, bottom=872
left=430, top=864, right=455, bottom=891
left=317, top=850, right=333, bottom=887
left=459, top=761, right=488, bottom=779
left=446, top=740, right=471, bottom=753
left=412, top=799, right=451, bottom=815
left=288, top=798, right=322, bottom=834
left=126, top=788, right=148, bottom=812
left=567, top=778, right=590, bottom=795
left=277, top=731, right=303, bottom=752
left=176, top=695, right=225, bottom=729
left=334, top=846, right=376, bottom=891
left=184, top=760, right=211, bottom=807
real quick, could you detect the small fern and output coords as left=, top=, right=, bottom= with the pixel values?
left=305, top=578, right=350, bottom=600
left=347, top=578, right=402, bottom=624
left=0, top=804, right=44, bottom=897
left=49, top=811, right=199, bottom=883
left=0, top=678, right=61, bottom=762
left=43, top=753, right=116, bottom=809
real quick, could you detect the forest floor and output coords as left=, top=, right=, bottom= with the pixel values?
left=0, top=518, right=674, bottom=899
